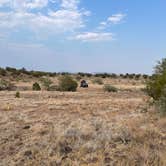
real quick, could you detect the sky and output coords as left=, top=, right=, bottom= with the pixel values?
left=0, top=0, right=165, bottom=74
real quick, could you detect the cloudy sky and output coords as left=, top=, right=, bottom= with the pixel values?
left=0, top=0, right=165, bottom=74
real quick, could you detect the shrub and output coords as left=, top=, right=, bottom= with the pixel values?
left=0, top=79, right=13, bottom=91
left=146, top=59, right=166, bottom=100
left=146, top=58, right=166, bottom=116
left=0, top=68, right=7, bottom=76
left=15, top=91, right=20, bottom=98
left=32, top=82, right=41, bottom=91
left=103, top=84, right=118, bottom=92
left=92, top=78, right=103, bottom=85
left=156, top=90, right=166, bottom=116
left=142, top=74, right=149, bottom=79
left=40, top=77, right=53, bottom=90
left=58, top=75, right=78, bottom=92
left=146, top=73, right=166, bottom=100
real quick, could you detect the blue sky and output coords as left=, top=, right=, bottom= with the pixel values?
left=0, top=0, right=165, bottom=74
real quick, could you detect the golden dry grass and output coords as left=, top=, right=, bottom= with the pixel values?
left=0, top=77, right=165, bottom=166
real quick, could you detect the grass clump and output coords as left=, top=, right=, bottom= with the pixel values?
left=92, top=78, right=103, bottom=85
left=58, top=75, right=78, bottom=92
left=0, top=79, right=13, bottom=91
left=15, top=91, right=20, bottom=98
left=32, top=82, right=41, bottom=91
left=40, top=77, right=53, bottom=90
left=103, top=84, right=118, bottom=92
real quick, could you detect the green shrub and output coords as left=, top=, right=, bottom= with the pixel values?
left=32, top=82, right=41, bottom=91
left=146, top=73, right=166, bottom=100
left=58, top=75, right=78, bottom=92
left=146, top=58, right=166, bottom=116
left=155, top=87, right=166, bottom=116
left=92, top=78, right=103, bottom=85
left=146, top=59, right=166, bottom=100
left=15, top=91, right=20, bottom=98
left=103, top=84, right=118, bottom=92
left=40, top=77, right=53, bottom=90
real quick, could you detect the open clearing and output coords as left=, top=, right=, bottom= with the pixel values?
left=0, top=78, right=165, bottom=166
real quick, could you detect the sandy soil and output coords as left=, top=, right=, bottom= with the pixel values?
left=0, top=79, right=165, bottom=166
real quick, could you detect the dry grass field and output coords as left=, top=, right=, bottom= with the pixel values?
left=0, top=77, right=166, bottom=166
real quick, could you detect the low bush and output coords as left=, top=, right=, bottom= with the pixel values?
left=0, top=68, right=7, bottom=76
left=92, top=78, right=103, bottom=85
left=15, top=91, right=20, bottom=98
left=47, top=85, right=59, bottom=91
left=58, top=75, right=78, bottom=92
left=32, top=82, right=41, bottom=91
left=0, top=79, right=13, bottom=91
left=40, top=77, right=53, bottom=90
left=103, top=84, right=118, bottom=92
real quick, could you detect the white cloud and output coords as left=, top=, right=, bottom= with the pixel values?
left=108, top=13, right=126, bottom=24
left=0, top=1, right=125, bottom=43
left=72, top=32, right=114, bottom=42
left=97, top=13, right=126, bottom=30
left=61, top=0, right=79, bottom=10
left=0, top=0, right=89, bottom=33
left=0, top=0, right=10, bottom=7
left=0, top=0, right=49, bottom=9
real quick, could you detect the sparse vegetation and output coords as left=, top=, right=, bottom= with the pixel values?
left=92, top=78, right=103, bottom=85
left=0, top=79, right=13, bottom=91
left=0, top=66, right=165, bottom=165
left=32, top=82, right=41, bottom=91
left=103, top=84, right=118, bottom=92
left=58, top=75, right=78, bottom=92
left=15, top=91, right=20, bottom=98
left=40, top=77, right=53, bottom=90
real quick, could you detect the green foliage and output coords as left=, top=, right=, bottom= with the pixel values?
left=146, top=58, right=166, bottom=116
left=146, top=58, right=166, bottom=100
left=92, top=78, right=103, bottom=85
left=146, top=72, right=166, bottom=100
left=103, top=84, right=118, bottom=92
left=142, top=74, right=149, bottom=79
left=155, top=58, right=166, bottom=75
left=32, top=82, right=41, bottom=91
left=40, top=77, right=53, bottom=90
left=15, top=91, right=20, bottom=98
left=155, top=88, right=166, bottom=116
left=58, top=75, right=78, bottom=92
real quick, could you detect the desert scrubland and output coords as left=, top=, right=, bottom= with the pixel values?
left=0, top=77, right=165, bottom=166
